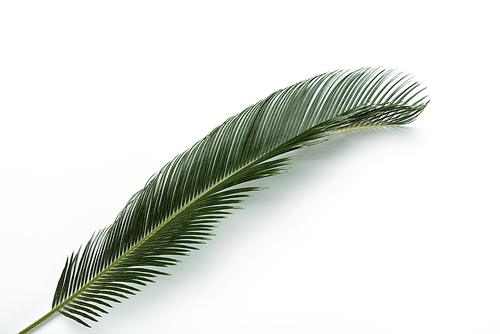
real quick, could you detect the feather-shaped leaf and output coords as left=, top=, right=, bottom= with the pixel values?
left=19, top=67, right=428, bottom=333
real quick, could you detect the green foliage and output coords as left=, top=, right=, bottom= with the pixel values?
left=20, top=68, right=428, bottom=332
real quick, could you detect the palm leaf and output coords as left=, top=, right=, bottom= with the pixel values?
left=19, top=67, right=428, bottom=333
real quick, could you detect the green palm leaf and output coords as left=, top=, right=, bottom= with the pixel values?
left=19, top=67, right=428, bottom=333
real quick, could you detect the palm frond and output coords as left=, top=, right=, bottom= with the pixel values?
left=19, top=67, right=428, bottom=333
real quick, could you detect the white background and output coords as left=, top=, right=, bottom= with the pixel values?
left=1, top=1, right=499, bottom=333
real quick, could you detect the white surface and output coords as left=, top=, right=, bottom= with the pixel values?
left=1, top=1, right=499, bottom=333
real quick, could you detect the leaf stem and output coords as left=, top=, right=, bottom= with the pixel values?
left=18, top=304, right=64, bottom=334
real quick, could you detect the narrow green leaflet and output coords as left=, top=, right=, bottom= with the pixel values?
left=18, top=68, right=428, bottom=333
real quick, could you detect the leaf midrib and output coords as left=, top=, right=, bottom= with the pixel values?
left=56, top=115, right=397, bottom=314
